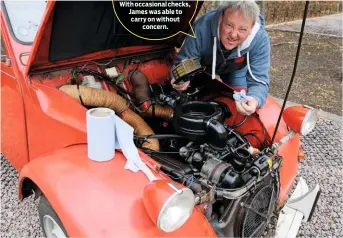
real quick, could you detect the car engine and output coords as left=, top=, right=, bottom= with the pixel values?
left=57, top=59, right=282, bottom=237
left=123, top=68, right=282, bottom=236
left=133, top=79, right=279, bottom=196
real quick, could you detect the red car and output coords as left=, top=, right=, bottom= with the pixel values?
left=1, top=1, right=319, bottom=237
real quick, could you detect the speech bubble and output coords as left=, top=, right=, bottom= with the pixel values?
left=112, top=0, right=198, bottom=41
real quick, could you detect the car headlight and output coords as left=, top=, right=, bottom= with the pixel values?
left=143, top=179, right=195, bottom=232
left=283, top=105, right=317, bottom=136
left=300, top=108, right=317, bottom=135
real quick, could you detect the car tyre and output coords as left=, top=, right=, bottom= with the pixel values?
left=38, top=195, right=68, bottom=238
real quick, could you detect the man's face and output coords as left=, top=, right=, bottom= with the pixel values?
left=219, top=9, right=254, bottom=50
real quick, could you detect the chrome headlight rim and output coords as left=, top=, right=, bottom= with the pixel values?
left=300, top=108, right=317, bottom=136
left=157, top=186, right=195, bottom=232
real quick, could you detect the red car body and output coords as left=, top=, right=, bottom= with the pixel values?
left=1, top=1, right=305, bottom=236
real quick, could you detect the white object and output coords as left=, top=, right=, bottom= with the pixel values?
left=275, top=177, right=320, bottom=238
left=300, top=108, right=317, bottom=136
left=247, top=52, right=267, bottom=86
left=158, top=186, right=195, bottom=232
left=86, top=108, right=115, bottom=162
left=105, top=67, right=119, bottom=78
left=42, top=215, right=67, bottom=238
left=86, top=108, right=156, bottom=180
left=114, top=115, right=157, bottom=181
left=82, top=75, right=102, bottom=89
left=212, top=37, right=217, bottom=80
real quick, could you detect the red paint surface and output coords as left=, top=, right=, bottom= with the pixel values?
left=19, top=146, right=215, bottom=237
left=1, top=44, right=29, bottom=170
left=283, top=106, right=310, bottom=134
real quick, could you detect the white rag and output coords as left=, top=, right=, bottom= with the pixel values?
left=114, top=115, right=157, bottom=181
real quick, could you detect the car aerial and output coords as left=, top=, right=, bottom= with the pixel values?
left=1, top=1, right=319, bottom=237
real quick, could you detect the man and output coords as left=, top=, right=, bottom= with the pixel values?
left=171, top=0, right=270, bottom=116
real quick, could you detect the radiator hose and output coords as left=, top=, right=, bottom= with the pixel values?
left=129, top=70, right=174, bottom=121
left=59, top=85, right=159, bottom=151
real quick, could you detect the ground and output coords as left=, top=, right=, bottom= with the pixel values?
left=268, top=30, right=342, bottom=116
left=264, top=119, right=343, bottom=237
left=267, top=13, right=342, bottom=116
left=268, top=13, right=342, bottom=37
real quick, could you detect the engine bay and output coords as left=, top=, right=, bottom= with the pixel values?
left=31, top=55, right=282, bottom=236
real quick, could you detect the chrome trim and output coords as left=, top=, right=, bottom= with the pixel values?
left=157, top=187, right=195, bottom=232
left=300, top=109, right=317, bottom=136
left=168, top=182, right=183, bottom=194
left=1, top=70, right=15, bottom=79
left=272, top=130, right=296, bottom=152
left=303, top=104, right=314, bottom=110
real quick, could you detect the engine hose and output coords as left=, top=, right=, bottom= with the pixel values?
left=129, top=70, right=174, bottom=121
left=220, top=178, right=257, bottom=199
left=205, top=177, right=257, bottom=201
left=59, top=85, right=159, bottom=151
left=141, top=102, right=174, bottom=121
left=134, top=134, right=185, bottom=140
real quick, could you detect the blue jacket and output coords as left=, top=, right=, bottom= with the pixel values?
left=176, top=8, right=271, bottom=108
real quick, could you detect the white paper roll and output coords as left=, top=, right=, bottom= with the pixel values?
left=86, top=108, right=115, bottom=162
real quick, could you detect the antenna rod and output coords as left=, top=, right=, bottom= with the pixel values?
left=270, top=1, right=310, bottom=146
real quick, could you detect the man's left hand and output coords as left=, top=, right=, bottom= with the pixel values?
left=235, top=96, right=259, bottom=116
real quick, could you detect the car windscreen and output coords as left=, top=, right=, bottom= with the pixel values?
left=3, top=0, right=47, bottom=44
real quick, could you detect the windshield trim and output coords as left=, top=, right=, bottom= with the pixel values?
left=1, top=1, right=34, bottom=45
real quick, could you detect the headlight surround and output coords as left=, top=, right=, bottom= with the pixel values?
left=143, top=179, right=195, bottom=233
left=282, top=105, right=317, bottom=136
left=300, top=108, right=317, bottom=136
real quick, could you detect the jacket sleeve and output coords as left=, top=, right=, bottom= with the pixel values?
left=175, top=22, right=203, bottom=63
left=245, top=33, right=271, bottom=108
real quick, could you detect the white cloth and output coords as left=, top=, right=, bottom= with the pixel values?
left=114, top=115, right=157, bottom=181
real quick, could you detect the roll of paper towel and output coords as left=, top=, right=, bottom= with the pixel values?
left=86, top=108, right=115, bottom=162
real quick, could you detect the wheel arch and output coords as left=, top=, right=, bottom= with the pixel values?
left=19, top=177, right=42, bottom=200
left=17, top=149, right=85, bottom=236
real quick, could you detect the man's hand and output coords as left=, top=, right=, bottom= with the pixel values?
left=235, top=96, right=259, bottom=116
left=171, top=78, right=190, bottom=92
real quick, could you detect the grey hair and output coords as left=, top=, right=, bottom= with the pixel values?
left=220, top=0, right=260, bottom=21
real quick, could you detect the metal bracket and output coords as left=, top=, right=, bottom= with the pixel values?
left=287, top=183, right=321, bottom=222
left=275, top=177, right=321, bottom=238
